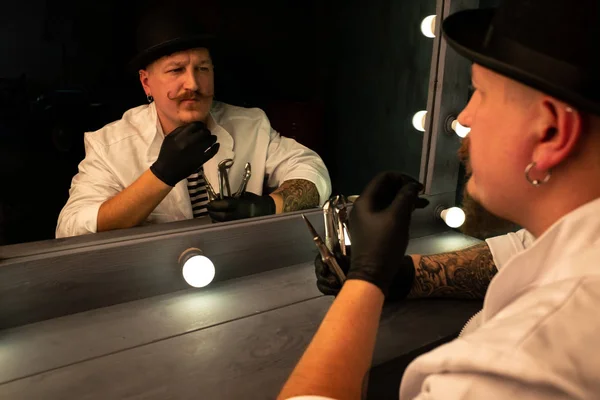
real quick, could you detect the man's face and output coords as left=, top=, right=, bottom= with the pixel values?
left=456, top=64, right=539, bottom=221
left=139, top=48, right=214, bottom=134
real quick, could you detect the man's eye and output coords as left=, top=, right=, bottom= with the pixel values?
left=169, top=68, right=183, bottom=73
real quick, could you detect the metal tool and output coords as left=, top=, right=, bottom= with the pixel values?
left=322, top=199, right=338, bottom=252
left=217, top=159, right=234, bottom=199
left=334, top=195, right=351, bottom=254
left=234, top=163, right=252, bottom=198
left=199, top=169, right=218, bottom=201
left=301, top=214, right=346, bottom=284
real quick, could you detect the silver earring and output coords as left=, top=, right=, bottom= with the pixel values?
left=525, top=162, right=552, bottom=186
left=147, top=95, right=154, bottom=103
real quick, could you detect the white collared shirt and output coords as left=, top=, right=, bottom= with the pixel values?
left=401, top=198, right=600, bottom=399
left=56, top=101, right=331, bottom=238
left=287, top=198, right=600, bottom=400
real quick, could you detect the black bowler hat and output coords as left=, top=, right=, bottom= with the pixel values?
left=128, top=5, right=216, bottom=72
left=442, top=0, right=600, bottom=115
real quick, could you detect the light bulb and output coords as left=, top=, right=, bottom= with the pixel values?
left=412, top=110, right=427, bottom=132
left=179, top=248, right=216, bottom=288
left=421, top=15, right=436, bottom=38
left=440, top=207, right=466, bottom=228
left=451, top=119, right=471, bottom=138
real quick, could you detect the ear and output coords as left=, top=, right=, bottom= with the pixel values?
left=533, top=98, right=583, bottom=171
left=139, top=69, right=151, bottom=96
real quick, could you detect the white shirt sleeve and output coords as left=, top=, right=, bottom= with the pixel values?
left=55, top=135, right=123, bottom=238
left=412, top=372, right=569, bottom=400
left=485, top=229, right=535, bottom=270
left=264, top=126, right=332, bottom=206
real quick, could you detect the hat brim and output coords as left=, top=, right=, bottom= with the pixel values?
left=442, top=9, right=600, bottom=115
left=128, top=34, right=217, bottom=73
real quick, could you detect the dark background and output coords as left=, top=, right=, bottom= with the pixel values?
left=0, top=0, right=435, bottom=245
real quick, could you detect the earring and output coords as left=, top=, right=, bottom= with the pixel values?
left=525, top=162, right=552, bottom=187
left=147, top=94, right=154, bottom=103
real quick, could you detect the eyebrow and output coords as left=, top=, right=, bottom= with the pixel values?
left=164, top=59, right=211, bottom=69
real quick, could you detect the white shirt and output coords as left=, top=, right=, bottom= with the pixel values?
left=289, top=198, right=600, bottom=400
left=56, top=101, right=331, bottom=238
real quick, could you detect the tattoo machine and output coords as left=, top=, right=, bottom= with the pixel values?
left=301, top=214, right=346, bottom=283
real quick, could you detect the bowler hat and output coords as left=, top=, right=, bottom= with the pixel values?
left=129, top=6, right=216, bottom=72
left=442, top=0, right=600, bottom=115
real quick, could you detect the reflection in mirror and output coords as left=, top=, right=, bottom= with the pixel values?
left=1, top=0, right=436, bottom=245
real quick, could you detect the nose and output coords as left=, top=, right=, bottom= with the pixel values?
left=183, top=67, right=199, bottom=92
left=457, top=105, right=472, bottom=128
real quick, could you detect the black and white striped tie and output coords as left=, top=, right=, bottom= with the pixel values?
left=187, top=168, right=209, bottom=218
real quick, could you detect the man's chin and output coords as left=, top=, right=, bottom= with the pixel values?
left=179, top=109, right=209, bottom=124
left=460, top=180, right=519, bottom=239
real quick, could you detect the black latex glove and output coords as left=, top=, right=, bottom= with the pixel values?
left=346, top=171, right=429, bottom=296
left=207, top=192, right=276, bottom=222
left=315, top=250, right=416, bottom=301
left=150, top=121, right=219, bottom=187
left=315, top=246, right=351, bottom=296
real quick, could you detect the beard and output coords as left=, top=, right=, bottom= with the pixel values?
left=457, top=136, right=520, bottom=239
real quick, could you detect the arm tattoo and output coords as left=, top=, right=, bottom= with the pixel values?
left=407, top=243, right=497, bottom=300
left=271, top=179, right=319, bottom=212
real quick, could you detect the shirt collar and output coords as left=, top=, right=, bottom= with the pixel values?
left=483, top=197, right=600, bottom=321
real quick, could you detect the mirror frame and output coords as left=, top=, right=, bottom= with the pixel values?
left=420, top=0, right=479, bottom=195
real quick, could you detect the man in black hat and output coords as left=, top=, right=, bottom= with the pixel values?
left=278, top=0, right=600, bottom=398
left=56, top=7, right=331, bottom=237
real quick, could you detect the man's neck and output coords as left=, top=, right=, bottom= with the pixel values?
left=521, top=187, right=600, bottom=238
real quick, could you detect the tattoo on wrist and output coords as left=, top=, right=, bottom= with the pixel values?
left=408, top=243, right=497, bottom=299
left=272, top=179, right=319, bottom=212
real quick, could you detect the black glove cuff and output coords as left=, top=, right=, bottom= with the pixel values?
left=386, top=255, right=416, bottom=301
left=150, top=164, right=175, bottom=187
left=262, top=195, right=276, bottom=215
left=346, top=255, right=415, bottom=299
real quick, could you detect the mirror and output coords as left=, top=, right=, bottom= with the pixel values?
left=0, top=0, right=437, bottom=246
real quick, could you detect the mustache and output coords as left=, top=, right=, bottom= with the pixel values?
left=457, top=135, right=472, bottom=176
left=167, top=90, right=213, bottom=102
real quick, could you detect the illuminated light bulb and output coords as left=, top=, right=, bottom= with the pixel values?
left=412, top=110, right=427, bottom=132
left=178, top=248, right=216, bottom=288
left=440, top=207, right=466, bottom=229
left=421, top=15, right=436, bottom=38
left=451, top=119, right=471, bottom=138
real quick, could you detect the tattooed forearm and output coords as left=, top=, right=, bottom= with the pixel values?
left=271, top=179, right=320, bottom=212
left=407, top=243, right=497, bottom=300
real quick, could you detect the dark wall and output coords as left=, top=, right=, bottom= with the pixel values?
left=323, top=0, right=436, bottom=195
left=479, top=0, right=501, bottom=8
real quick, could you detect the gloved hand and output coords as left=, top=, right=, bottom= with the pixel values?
left=346, top=171, right=429, bottom=296
left=207, top=192, right=276, bottom=222
left=315, top=246, right=351, bottom=296
left=315, top=250, right=417, bottom=301
left=150, top=121, right=220, bottom=187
